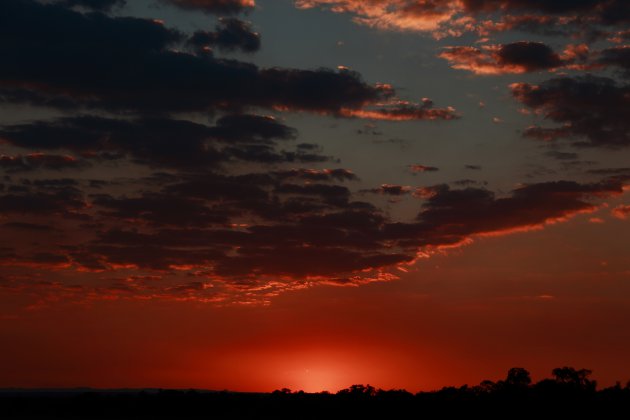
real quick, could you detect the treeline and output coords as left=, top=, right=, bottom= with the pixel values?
left=1, top=367, right=630, bottom=419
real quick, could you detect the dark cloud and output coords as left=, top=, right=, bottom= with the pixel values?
left=410, top=165, right=439, bottom=173
left=296, top=0, right=629, bottom=39
left=440, top=42, right=568, bottom=75
left=609, top=29, right=630, bottom=43
left=465, top=165, right=482, bottom=170
left=2, top=0, right=626, bottom=304
left=187, top=18, right=260, bottom=53
left=162, top=173, right=270, bottom=202
left=452, top=179, right=487, bottom=187
left=163, top=0, right=254, bottom=15
left=62, top=177, right=626, bottom=282
left=598, top=46, right=630, bottom=78
left=511, top=76, right=630, bottom=148
left=467, top=0, right=630, bottom=36
left=2, top=222, right=56, bottom=231
left=462, top=0, right=603, bottom=14
left=364, top=184, right=412, bottom=196
left=587, top=167, right=630, bottom=176
left=92, top=193, right=231, bottom=226
left=0, top=115, right=308, bottom=169
left=271, top=168, right=358, bottom=182
left=0, top=153, right=88, bottom=173
left=0, top=189, right=85, bottom=215
left=275, top=183, right=351, bottom=206
left=0, top=0, right=397, bottom=115
left=55, top=0, right=126, bottom=11
left=545, top=150, right=579, bottom=161
left=462, top=0, right=630, bottom=25
left=497, top=42, right=562, bottom=71
left=384, top=178, right=624, bottom=249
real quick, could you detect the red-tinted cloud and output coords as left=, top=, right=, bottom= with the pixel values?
left=3, top=176, right=623, bottom=302
left=295, top=0, right=630, bottom=38
left=1, top=0, right=628, bottom=308
left=439, top=42, right=588, bottom=75
left=340, top=99, right=458, bottom=121
left=295, top=0, right=462, bottom=35
left=612, top=204, right=630, bottom=219
left=409, top=164, right=439, bottom=173
left=364, top=184, right=413, bottom=196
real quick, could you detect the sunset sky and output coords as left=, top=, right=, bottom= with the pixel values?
left=1, top=0, right=630, bottom=393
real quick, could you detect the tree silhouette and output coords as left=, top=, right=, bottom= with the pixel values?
left=337, top=384, right=377, bottom=397
left=552, top=367, right=596, bottom=391
left=1, top=366, right=629, bottom=419
left=505, top=367, right=532, bottom=388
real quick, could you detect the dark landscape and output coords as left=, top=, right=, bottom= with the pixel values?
left=2, top=368, right=630, bottom=419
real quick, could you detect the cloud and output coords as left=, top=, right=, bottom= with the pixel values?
left=381, top=178, right=625, bottom=251
left=339, top=99, right=458, bottom=121
left=271, top=168, right=358, bottom=182
left=364, top=184, right=413, bottom=196
left=588, top=167, right=630, bottom=176
left=439, top=42, right=572, bottom=75
left=187, top=18, right=260, bottom=53
left=3, top=222, right=56, bottom=231
left=0, top=189, right=86, bottom=215
left=2, top=166, right=626, bottom=303
left=409, top=164, right=439, bottom=173
left=92, top=193, right=232, bottom=226
left=0, top=115, right=315, bottom=169
left=545, top=150, right=579, bottom=161
left=465, top=165, right=482, bottom=170
left=511, top=76, right=630, bottom=148
left=2, top=0, right=627, bottom=306
left=62, top=177, right=624, bottom=282
left=612, top=204, right=630, bottom=219
left=464, top=0, right=630, bottom=26
left=0, top=0, right=456, bottom=118
left=295, top=0, right=630, bottom=38
left=295, top=0, right=462, bottom=35
left=461, top=0, right=602, bottom=14
left=0, top=1, right=378, bottom=114
left=598, top=46, right=630, bottom=78
left=163, top=0, right=255, bottom=15
left=0, top=153, right=88, bottom=172
left=55, top=0, right=126, bottom=11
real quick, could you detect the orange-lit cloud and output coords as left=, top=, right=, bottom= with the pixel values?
left=612, top=205, right=630, bottom=219
left=295, top=0, right=462, bottom=35
left=439, top=42, right=574, bottom=75
left=295, top=0, right=630, bottom=38
left=409, top=164, right=440, bottom=173
left=340, top=99, right=458, bottom=121
left=0, top=174, right=625, bottom=307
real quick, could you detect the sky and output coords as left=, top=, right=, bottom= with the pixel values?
left=1, top=0, right=630, bottom=393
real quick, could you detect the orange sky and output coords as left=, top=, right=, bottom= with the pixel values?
left=2, top=211, right=630, bottom=392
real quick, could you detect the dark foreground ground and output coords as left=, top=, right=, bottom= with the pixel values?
left=2, top=368, right=630, bottom=419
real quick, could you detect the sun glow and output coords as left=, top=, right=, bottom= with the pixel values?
left=274, top=350, right=365, bottom=393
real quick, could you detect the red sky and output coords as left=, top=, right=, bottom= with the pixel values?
left=1, top=0, right=630, bottom=392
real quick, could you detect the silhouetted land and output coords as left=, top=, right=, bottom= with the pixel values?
left=2, top=367, right=630, bottom=419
